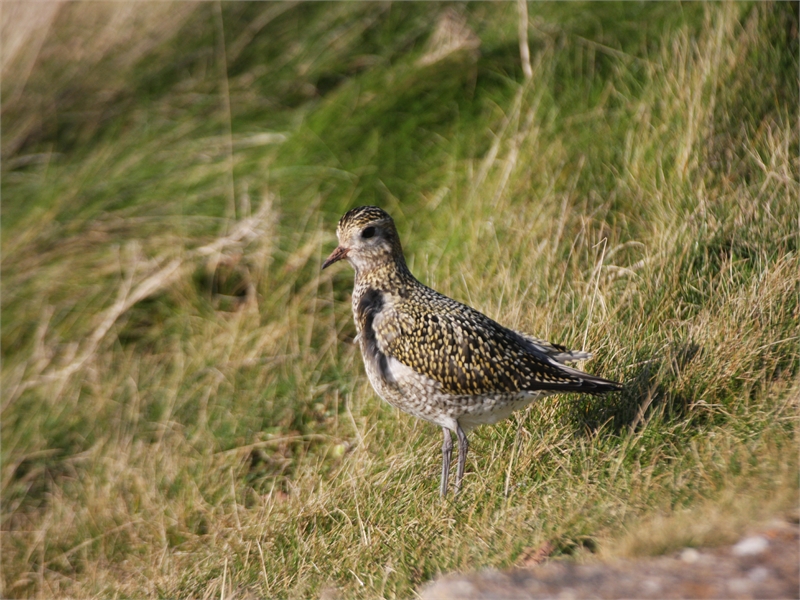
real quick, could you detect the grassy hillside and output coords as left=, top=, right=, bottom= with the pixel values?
left=2, top=2, right=798, bottom=597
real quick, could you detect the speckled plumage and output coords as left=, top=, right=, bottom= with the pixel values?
left=323, top=206, right=622, bottom=496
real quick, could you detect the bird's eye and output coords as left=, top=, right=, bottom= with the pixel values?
left=361, top=226, right=376, bottom=239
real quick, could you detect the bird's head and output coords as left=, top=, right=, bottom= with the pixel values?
left=322, top=206, right=405, bottom=274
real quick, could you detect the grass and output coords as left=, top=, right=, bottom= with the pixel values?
left=2, top=1, right=798, bottom=598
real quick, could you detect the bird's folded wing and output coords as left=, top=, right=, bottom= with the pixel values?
left=374, top=299, right=609, bottom=396
left=513, top=331, right=593, bottom=364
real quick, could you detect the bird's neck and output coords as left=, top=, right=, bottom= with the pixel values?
left=353, top=255, right=416, bottom=293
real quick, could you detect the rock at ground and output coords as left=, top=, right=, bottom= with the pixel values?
left=420, top=519, right=799, bottom=599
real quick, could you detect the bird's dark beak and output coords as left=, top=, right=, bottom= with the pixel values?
left=322, top=245, right=348, bottom=270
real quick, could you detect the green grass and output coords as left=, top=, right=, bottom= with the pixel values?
left=2, top=2, right=798, bottom=598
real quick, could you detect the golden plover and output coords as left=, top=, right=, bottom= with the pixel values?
left=323, top=206, right=621, bottom=496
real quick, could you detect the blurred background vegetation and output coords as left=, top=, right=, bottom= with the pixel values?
left=2, top=2, right=798, bottom=597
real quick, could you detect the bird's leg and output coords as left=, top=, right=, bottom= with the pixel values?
left=440, top=427, right=453, bottom=497
left=454, top=424, right=468, bottom=495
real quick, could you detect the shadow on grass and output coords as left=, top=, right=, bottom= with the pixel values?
left=566, top=342, right=703, bottom=436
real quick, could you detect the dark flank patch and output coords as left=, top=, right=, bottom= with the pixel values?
left=357, top=289, right=391, bottom=382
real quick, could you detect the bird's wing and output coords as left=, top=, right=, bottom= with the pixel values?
left=371, top=287, right=619, bottom=396
left=512, top=331, right=593, bottom=364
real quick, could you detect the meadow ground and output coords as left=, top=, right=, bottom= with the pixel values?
left=2, top=2, right=798, bottom=598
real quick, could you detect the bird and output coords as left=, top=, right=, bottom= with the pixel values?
left=322, top=206, right=621, bottom=496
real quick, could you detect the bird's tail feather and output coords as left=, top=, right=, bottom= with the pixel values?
left=515, top=330, right=593, bottom=365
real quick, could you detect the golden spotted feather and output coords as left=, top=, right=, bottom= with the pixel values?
left=366, top=283, right=615, bottom=396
